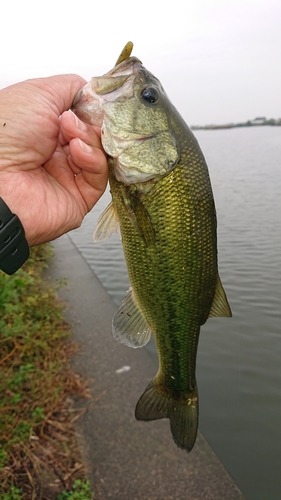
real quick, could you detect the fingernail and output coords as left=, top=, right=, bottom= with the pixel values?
left=78, top=139, right=93, bottom=153
left=74, top=113, right=88, bottom=132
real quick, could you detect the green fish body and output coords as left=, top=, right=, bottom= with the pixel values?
left=72, top=45, right=231, bottom=452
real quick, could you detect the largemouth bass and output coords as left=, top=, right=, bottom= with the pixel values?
left=72, top=43, right=232, bottom=452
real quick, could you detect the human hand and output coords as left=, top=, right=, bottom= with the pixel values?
left=0, top=75, right=108, bottom=246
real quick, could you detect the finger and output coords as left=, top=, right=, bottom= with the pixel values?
left=35, top=74, right=87, bottom=115
left=69, top=138, right=108, bottom=179
left=65, top=154, right=82, bottom=176
left=61, top=144, right=81, bottom=175
left=60, top=110, right=102, bottom=148
left=69, top=137, right=108, bottom=211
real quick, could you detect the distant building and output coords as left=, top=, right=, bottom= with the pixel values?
left=250, top=117, right=267, bottom=125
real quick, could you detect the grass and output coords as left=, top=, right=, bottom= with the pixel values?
left=0, top=245, right=93, bottom=500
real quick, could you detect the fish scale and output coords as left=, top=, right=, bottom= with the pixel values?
left=109, top=141, right=217, bottom=395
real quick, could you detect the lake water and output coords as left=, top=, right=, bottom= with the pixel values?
left=68, top=126, right=281, bottom=500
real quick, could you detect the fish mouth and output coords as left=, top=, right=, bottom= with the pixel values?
left=72, top=88, right=86, bottom=109
left=107, top=56, right=142, bottom=76
left=91, top=56, right=143, bottom=98
left=72, top=57, right=142, bottom=127
left=72, top=89, right=104, bottom=127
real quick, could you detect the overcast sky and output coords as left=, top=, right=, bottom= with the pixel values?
left=2, top=0, right=280, bottom=125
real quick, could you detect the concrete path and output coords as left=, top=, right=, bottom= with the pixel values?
left=47, top=234, right=245, bottom=500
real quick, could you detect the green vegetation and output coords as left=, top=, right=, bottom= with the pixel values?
left=57, top=480, right=93, bottom=500
left=0, top=245, right=92, bottom=499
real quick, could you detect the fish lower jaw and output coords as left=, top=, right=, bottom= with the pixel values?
left=114, top=162, right=159, bottom=185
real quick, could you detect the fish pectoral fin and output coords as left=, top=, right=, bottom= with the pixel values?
left=92, top=201, right=119, bottom=241
left=135, top=379, right=198, bottom=453
left=208, top=275, right=232, bottom=318
left=123, top=190, right=156, bottom=246
left=112, top=288, right=152, bottom=348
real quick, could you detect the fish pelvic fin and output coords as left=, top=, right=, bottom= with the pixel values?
left=135, top=378, right=198, bottom=453
left=112, top=288, right=153, bottom=348
left=208, top=274, right=232, bottom=318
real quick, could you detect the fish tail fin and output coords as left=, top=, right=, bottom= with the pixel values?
left=135, top=378, right=198, bottom=453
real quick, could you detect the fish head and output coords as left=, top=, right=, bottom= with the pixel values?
left=72, top=57, right=179, bottom=184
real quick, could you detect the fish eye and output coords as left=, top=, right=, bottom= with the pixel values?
left=140, top=86, right=159, bottom=105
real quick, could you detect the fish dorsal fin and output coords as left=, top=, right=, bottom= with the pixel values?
left=92, top=202, right=119, bottom=242
left=209, top=275, right=232, bottom=318
left=112, top=288, right=153, bottom=348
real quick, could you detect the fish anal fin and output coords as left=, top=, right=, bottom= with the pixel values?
left=112, top=288, right=152, bottom=348
left=209, top=275, right=232, bottom=318
left=92, top=201, right=119, bottom=242
left=135, top=379, right=198, bottom=453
